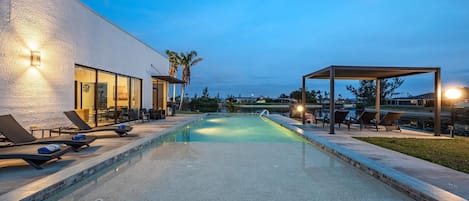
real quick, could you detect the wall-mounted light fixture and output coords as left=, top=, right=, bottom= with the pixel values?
left=31, top=50, right=41, bottom=67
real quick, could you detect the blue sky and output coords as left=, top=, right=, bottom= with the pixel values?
left=80, top=0, right=469, bottom=99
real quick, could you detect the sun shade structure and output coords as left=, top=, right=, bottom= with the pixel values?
left=302, top=65, right=441, bottom=135
left=151, top=75, right=186, bottom=84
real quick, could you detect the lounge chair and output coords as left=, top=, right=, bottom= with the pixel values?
left=140, top=108, right=150, bottom=122
left=56, top=111, right=133, bottom=137
left=0, top=114, right=96, bottom=151
left=323, top=110, right=351, bottom=129
left=378, top=111, right=404, bottom=132
left=0, top=144, right=71, bottom=169
left=305, top=112, right=316, bottom=124
left=356, top=111, right=378, bottom=131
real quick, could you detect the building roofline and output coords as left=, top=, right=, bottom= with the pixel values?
left=75, top=0, right=168, bottom=59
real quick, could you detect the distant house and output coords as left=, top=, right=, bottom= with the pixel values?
left=272, top=98, right=298, bottom=104
left=387, top=93, right=434, bottom=107
left=234, top=97, right=258, bottom=104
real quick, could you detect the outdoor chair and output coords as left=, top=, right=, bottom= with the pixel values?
left=0, top=144, right=71, bottom=169
left=378, top=111, right=404, bottom=132
left=322, top=110, right=351, bottom=129
left=56, top=110, right=133, bottom=137
left=128, top=109, right=138, bottom=121
left=0, top=114, right=96, bottom=151
left=141, top=108, right=150, bottom=122
left=355, top=111, right=378, bottom=131
left=304, top=112, right=317, bottom=124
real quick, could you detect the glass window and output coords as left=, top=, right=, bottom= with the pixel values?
left=97, top=71, right=116, bottom=126
left=74, top=65, right=142, bottom=126
left=130, top=78, right=142, bottom=118
left=153, top=80, right=165, bottom=110
left=74, top=66, right=96, bottom=126
left=117, top=75, right=130, bottom=123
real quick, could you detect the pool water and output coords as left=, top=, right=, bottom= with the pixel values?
left=52, top=115, right=412, bottom=201
left=171, top=115, right=304, bottom=143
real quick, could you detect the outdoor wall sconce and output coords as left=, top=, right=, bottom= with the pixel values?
left=31, top=50, right=41, bottom=67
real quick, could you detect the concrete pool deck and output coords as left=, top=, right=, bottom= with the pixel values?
left=1, top=113, right=468, bottom=200
left=267, top=114, right=469, bottom=201
left=0, top=114, right=203, bottom=200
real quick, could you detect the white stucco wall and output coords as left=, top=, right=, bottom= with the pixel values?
left=0, top=0, right=169, bottom=128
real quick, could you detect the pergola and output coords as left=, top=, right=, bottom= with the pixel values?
left=301, top=65, right=441, bottom=135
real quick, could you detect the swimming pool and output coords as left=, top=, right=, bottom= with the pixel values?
left=49, top=114, right=412, bottom=201
left=171, top=115, right=305, bottom=143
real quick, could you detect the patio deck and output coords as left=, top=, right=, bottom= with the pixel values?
left=0, top=114, right=202, bottom=199
left=269, top=114, right=469, bottom=200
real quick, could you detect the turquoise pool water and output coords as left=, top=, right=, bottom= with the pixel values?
left=171, top=115, right=304, bottom=143
left=50, top=115, right=412, bottom=201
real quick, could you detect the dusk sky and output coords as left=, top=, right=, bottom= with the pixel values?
left=80, top=0, right=469, bottom=99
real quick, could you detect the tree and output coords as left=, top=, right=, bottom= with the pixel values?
left=165, top=50, right=180, bottom=103
left=188, top=87, right=218, bottom=112
left=179, top=50, right=203, bottom=110
left=346, top=78, right=404, bottom=107
left=288, top=89, right=324, bottom=103
left=279, top=93, right=289, bottom=99
left=290, top=89, right=302, bottom=102
left=202, top=87, right=209, bottom=98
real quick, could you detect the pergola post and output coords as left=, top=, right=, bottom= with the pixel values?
left=329, top=66, right=335, bottom=134
left=375, top=79, right=381, bottom=122
left=302, top=76, right=306, bottom=124
left=434, top=69, right=441, bottom=136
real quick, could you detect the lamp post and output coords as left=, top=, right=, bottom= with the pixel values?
left=444, top=88, right=461, bottom=138
left=297, top=105, right=304, bottom=124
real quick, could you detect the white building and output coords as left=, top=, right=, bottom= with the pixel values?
left=0, top=0, right=180, bottom=129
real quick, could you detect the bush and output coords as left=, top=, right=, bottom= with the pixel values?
left=188, top=97, right=219, bottom=112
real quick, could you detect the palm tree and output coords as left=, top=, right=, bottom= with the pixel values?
left=165, top=50, right=180, bottom=103
left=178, top=50, right=203, bottom=110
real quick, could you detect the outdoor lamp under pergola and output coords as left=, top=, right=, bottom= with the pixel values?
left=445, top=88, right=462, bottom=138
left=297, top=105, right=304, bottom=112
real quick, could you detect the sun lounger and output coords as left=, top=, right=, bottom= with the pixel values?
left=356, top=111, right=378, bottom=131
left=379, top=111, right=404, bottom=132
left=323, top=110, right=351, bottom=129
left=0, top=114, right=96, bottom=151
left=305, top=112, right=316, bottom=124
left=0, top=144, right=71, bottom=169
left=56, top=111, right=133, bottom=137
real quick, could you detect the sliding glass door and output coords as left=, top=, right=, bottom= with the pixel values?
left=97, top=71, right=116, bottom=126
left=75, top=66, right=96, bottom=125
left=74, top=65, right=142, bottom=127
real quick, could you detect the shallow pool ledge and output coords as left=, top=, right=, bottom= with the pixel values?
left=0, top=114, right=206, bottom=201
left=266, top=114, right=466, bottom=201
